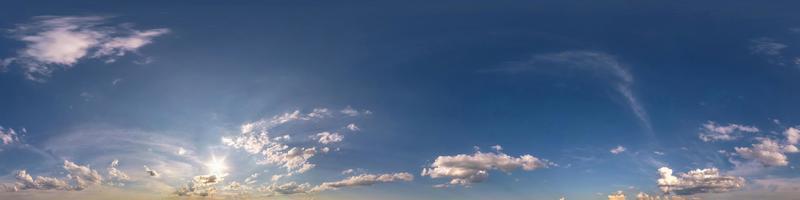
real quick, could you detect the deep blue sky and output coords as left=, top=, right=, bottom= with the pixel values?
left=1, top=1, right=800, bottom=199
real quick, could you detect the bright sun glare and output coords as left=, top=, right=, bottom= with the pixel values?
left=206, top=155, right=228, bottom=176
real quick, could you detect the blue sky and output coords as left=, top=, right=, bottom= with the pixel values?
left=1, top=1, right=800, bottom=199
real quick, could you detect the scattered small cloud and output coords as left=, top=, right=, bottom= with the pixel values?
left=346, top=123, right=360, bottom=131
left=144, top=165, right=159, bottom=177
left=0, top=126, right=21, bottom=145
left=313, top=132, right=344, bottom=144
left=698, top=121, right=759, bottom=142
left=610, top=145, right=626, bottom=154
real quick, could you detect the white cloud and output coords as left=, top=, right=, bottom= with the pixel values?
left=342, top=169, right=355, bottom=175
left=261, top=182, right=312, bottom=196
left=223, top=108, right=369, bottom=177
left=244, top=173, right=259, bottom=185
left=785, top=127, right=800, bottom=145
left=698, top=121, right=759, bottom=142
left=12, top=170, right=70, bottom=191
left=2, top=16, right=169, bottom=81
left=735, top=138, right=797, bottom=166
left=491, top=145, right=503, bottom=151
left=63, top=160, right=103, bottom=190
left=176, top=174, right=224, bottom=197
left=340, top=106, right=371, bottom=117
left=176, top=147, right=187, bottom=156
left=608, top=190, right=625, bottom=200
left=421, top=151, right=552, bottom=186
left=143, top=165, right=159, bottom=177
left=312, top=172, right=413, bottom=192
left=610, top=145, right=626, bottom=154
left=4, top=160, right=107, bottom=192
left=313, top=132, right=344, bottom=144
left=106, top=159, right=129, bottom=185
left=0, top=126, right=21, bottom=145
left=346, top=123, right=360, bottom=131
left=751, top=38, right=788, bottom=56
left=657, top=167, right=744, bottom=195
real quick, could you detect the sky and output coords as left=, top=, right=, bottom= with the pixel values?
left=1, top=1, right=800, bottom=199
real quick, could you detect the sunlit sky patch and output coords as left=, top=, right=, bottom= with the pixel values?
left=1, top=1, right=800, bottom=200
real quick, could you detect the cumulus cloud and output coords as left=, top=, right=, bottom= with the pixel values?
left=346, top=123, right=360, bottom=131
left=494, top=51, right=651, bottom=130
left=1, top=16, right=169, bottom=81
left=62, top=160, right=103, bottom=190
left=175, top=174, right=224, bottom=197
left=610, top=145, right=626, bottom=154
left=313, top=132, right=344, bottom=144
left=421, top=150, right=552, bottom=186
left=0, top=126, right=21, bottom=145
left=785, top=127, right=800, bottom=145
left=698, top=121, right=759, bottom=142
left=143, top=165, right=159, bottom=177
left=261, top=182, right=312, bottom=196
left=223, top=108, right=368, bottom=178
left=607, top=190, right=625, bottom=200
left=12, top=170, right=70, bottom=191
left=735, top=138, right=797, bottom=166
left=657, top=167, right=744, bottom=195
left=106, top=159, right=129, bottom=185
left=2, top=160, right=108, bottom=192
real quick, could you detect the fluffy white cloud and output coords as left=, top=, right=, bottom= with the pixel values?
left=610, top=145, right=626, bottom=154
left=2, top=16, right=169, bottom=81
left=421, top=151, right=552, bottom=186
left=313, top=132, right=343, bottom=144
left=176, top=174, right=224, bottom=197
left=261, top=182, right=312, bottom=196
left=735, top=138, right=797, bottom=166
left=223, top=108, right=368, bottom=178
left=607, top=190, right=625, bottom=200
left=698, top=121, right=759, bottom=142
left=657, top=167, right=744, bottom=195
left=13, top=170, right=70, bottom=191
left=3, top=160, right=107, bottom=192
left=106, top=159, right=129, bottom=185
left=63, top=160, right=103, bottom=190
left=0, top=126, right=21, bottom=145
left=223, top=113, right=318, bottom=175
left=785, top=127, right=800, bottom=145
left=312, top=172, right=413, bottom=192
left=346, top=123, right=360, bottom=131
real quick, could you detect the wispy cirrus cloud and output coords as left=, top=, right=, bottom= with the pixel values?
left=489, top=51, right=652, bottom=131
left=1, top=16, right=169, bottom=81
